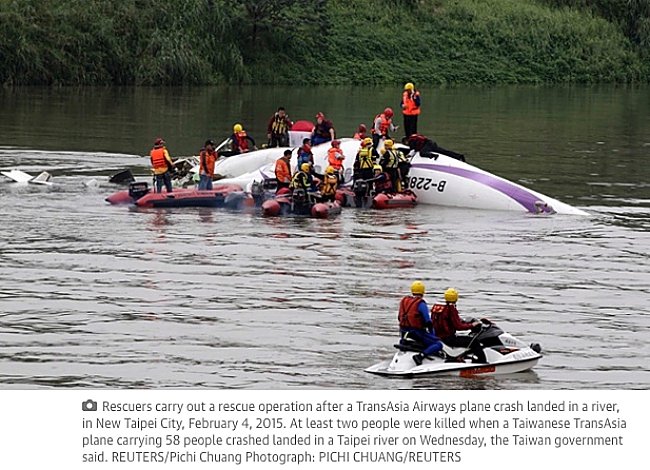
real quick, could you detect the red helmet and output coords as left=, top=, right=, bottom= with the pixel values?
left=315, top=112, right=325, bottom=120
left=154, top=138, right=165, bottom=146
left=358, top=124, right=367, bottom=132
left=331, top=139, right=340, bottom=147
left=384, top=107, right=394, bottom=118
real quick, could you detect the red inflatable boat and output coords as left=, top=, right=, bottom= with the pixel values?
left=371, top=190, right=417, bottom=209
left=105, top=182, right=243, bottom=208
left=261, top=188, right=342, bottom=218
left=336, top=186, right=417, bottom=209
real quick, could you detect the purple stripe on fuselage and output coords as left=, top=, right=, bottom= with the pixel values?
left=411, top=163, right=551, bottom=213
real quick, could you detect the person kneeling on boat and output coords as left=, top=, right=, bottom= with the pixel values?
left=403, top=134, right=465, bottom=162
left=399, top=281, right=444, bottom=366
left=431, top=288, right=486, bottom=363
left=319, top=166, right=338, bottom=202
left=150, top=138, right=175, bottom=193
left=198, top=139, right=218, bottom=191
left=368, top=165, right=393, bottom=194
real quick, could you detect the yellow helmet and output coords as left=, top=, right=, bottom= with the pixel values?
left=411, top=281, right=425, bottom=296
left=300, top=163, right=311, bottom=172
left=233, top=123, right=243, bottom=133
left=363, top=137, right=373, bottom=147
left=444, top=288, right=459, bottom=303
left=404, top=82, right=414, bottom=91
left=384, top=139, right=394, bottom=148
left=325, top=166, right=335, bottom=174
left=373, top=164, right=383, bottom=172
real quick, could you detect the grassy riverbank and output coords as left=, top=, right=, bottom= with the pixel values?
left=1, top=0, right=648, bottom=85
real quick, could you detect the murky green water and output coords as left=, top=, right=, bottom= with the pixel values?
left=1, top=85, right=649, bottom=389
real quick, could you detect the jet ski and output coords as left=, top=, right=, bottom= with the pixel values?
left=365, top=319, right=542, bottom=377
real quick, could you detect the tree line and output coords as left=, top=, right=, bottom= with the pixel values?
left=0, top=0, right=647, bottom=86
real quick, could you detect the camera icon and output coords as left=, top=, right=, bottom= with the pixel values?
left=82, top=399, right=98, bottom=412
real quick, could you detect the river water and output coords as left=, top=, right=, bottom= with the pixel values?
left=0, top=85, right=649, bottom=390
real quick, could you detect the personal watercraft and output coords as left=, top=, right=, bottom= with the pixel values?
left=365, top=320, right=542, bottom=377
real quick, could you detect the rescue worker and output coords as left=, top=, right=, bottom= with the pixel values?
left=150, top=138, right=175, bottom=193
left=290, top=163, right=318, bottom=194
left=198, top=139, right=218, bottom=191
left=400, top=82, right=421, bottom=138
left=397, top=146, right=412, bottom=190
left=398, top=281, right=443, bottom=366
left=274, top=149, right=293, bottom=192
left=403, top=134, right=465, bottom=162
left=297, top=138, right=314, bottom=169
left=229, top=124, right=258, bottom=154
left=353, top=124, right=368, bottom=140
left=290, top=162, right=319, bottom=207
left=378, top=139, right=402, bottom=191
left=431, top=288, right=485, bottom=363
left=319, top=166, right=339, bottom=202
left=371, top=107, right=398, bottom=149
left=310, top=112, right=335, bottom=146
left=353, top=137, right=379, bottom=183
left=370, top=164, right=393, bottom=194
left=327, top=139, right=346, bottom=184
left=267, top=107, right=293, bottom=147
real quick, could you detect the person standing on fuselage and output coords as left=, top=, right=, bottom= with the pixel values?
left=401, top=82, right=421, bottom=138
left=267, top=107, right=293, bottom=147
left=371, top=107, right=398, bottom=149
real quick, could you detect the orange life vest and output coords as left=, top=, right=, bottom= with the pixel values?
left=150, top=147, right=171, bottom=174
left=398, top=296, right=425, bottom=329
left=199, top=149, right=218, bottom=177
left=372, top=113, right=391, bottom=136
left=275, top=156, right=292, bottom=183
left=233, top=131, right=249, bottom=152
left=402, top=90, right=421, bottom=116
left=327, top=148, right=344, bottom=170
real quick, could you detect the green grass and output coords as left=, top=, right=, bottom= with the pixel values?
left=0, top=0, right=647, bottom=85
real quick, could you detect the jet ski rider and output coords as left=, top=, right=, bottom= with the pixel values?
left=431, top=288, right=486, bottom=363
left=398, top=281, right=444, bottom=366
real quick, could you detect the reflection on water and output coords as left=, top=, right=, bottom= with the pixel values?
left=1, top=86, right=649, bottom=389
